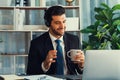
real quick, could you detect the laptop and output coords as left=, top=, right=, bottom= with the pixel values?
left=82, top=50, right=120, bottom=80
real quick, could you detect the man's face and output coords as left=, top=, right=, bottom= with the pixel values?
left=49, top=14, right=66, bottom=38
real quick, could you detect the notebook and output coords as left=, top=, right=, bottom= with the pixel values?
left=82, top=50, right=120, bottom=80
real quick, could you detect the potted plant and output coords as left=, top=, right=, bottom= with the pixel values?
left=80, top=3, right=120, bottom=50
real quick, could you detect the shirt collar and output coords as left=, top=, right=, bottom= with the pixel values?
left=49, top=32, right=63, bottom=42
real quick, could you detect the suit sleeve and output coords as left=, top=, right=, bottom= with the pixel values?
left=26, top=40, right=44, bottom=75
left=75, top=36, right=83, bottom=74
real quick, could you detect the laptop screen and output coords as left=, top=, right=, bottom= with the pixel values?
left=82, top=50, right=120, bottom=80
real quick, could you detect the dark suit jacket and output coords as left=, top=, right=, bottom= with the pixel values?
left=27, top=32, right=82, bottom=75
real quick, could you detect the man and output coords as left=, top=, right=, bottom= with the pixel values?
left=27, top=5, right=84, bottom=75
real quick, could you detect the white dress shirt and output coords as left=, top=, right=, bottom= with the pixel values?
left=41, top=32, right=68, bottom=74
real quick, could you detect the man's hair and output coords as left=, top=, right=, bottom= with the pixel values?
left=44, top=5, right=65, bottom=27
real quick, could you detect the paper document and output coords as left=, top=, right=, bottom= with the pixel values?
left=0, top=74, right=64, bottom=80
left=22, top=74, right=64, bottom=80
left=0, top=74, right=24, bottom=80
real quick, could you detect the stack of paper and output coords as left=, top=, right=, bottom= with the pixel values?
left=0, top=74, right=24, bottom=80
left=22, top=74, right=64, bottom=80
left=0, top=74, right=64, bottom=80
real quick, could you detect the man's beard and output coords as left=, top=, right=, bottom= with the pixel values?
left=52, top=28, right=65, bottom=36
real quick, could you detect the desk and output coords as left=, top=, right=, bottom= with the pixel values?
left=52, top=75, right=82, bottom=80
left=0, top=74, right=82, bottom=80
left=22, top=75, right=82, bottom=80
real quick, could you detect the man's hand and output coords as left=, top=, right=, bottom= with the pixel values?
left=73, top=51, right=85, bottom=68
left=43, top=50, right=57, bottom=69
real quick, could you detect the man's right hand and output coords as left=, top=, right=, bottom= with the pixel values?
left=43, top=50, right=57, bottom=69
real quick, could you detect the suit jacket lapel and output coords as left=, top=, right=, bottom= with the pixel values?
left=44, top=32, right=54, bottom=51
left=44, top=32, right=57, bottom=74
left=63, top=33, right=70, bottom=53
